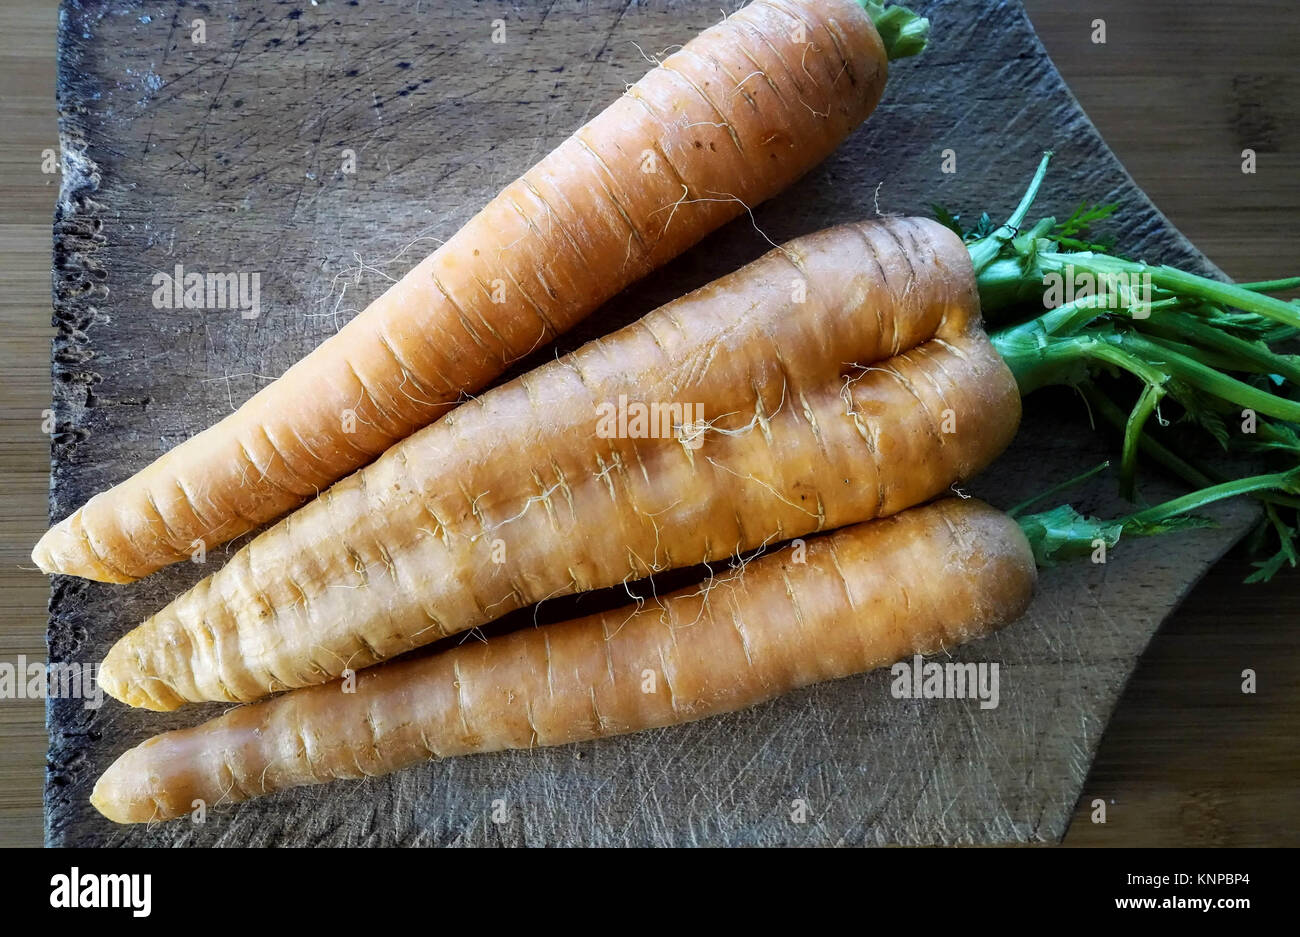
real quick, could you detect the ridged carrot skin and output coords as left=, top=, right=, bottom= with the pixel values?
left=98, top=216, right=1021, bottom=711
left=34, top=0, right=891, bottom=584
left=91, top=497, right=1037, bottom=824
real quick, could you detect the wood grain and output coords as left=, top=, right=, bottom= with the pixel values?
left=1020, top=0, right=1300, bottom=847
left=0, top=0, right=1295, bottom=846
left=0, top=0, right=58, bottom=849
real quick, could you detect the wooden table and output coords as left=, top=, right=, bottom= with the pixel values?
left=1, top=0, right=1295, bottom=847
left=1025, top=0, right=1300, bottom=847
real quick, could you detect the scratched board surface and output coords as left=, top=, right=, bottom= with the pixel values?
left=46, top=0, right=1254, bottom=846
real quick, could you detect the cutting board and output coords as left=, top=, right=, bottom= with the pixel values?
left=45, top=0, right=1255, bottom=846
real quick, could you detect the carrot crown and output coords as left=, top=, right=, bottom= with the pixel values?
left=861, top=1, right=929, bottom=60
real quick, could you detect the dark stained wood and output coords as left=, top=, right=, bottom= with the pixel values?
left=1019, top=0, right=1300, bottom=847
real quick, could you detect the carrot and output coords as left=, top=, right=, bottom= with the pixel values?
left=98, top=216, right=1022, bottom=711
left=90, top=497, right=1037, bottom=824
left=34, top=0, right=929, bottom=584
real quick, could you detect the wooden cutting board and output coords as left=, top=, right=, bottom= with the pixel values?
left=45, top=0, right=1255, bottom=846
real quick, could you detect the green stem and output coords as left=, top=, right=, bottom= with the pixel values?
left=1135, top=309, right=1300, bottom=382
left=1239, top=277, right=1300, bottom=294
left=1083, top=382, right=1300, bottom=511
left=1126, top=469, right=1300, bottom=527
left=1103, top=331, right=1300, bottom=423
left=991, top=325, right=1169, bottom=396
left=968, top=151, right=1053, bottom=274
left=976, top=256, right=1048, bottom=312
left=1035, top=251, right=1300, bottom=330
left=1081, top=383, right=1217, bottom=488
left=861, top=2, right=930, bottom=60
left=1133, top=330, right=1253, bottom=375
left=1006, top=461, right=1110, bottom=517
left=1015, top=467, right=1300, bottom=566
left=996, top=317, right=1300, bottom=423
left=1121, top=382, right=1165, bottom=500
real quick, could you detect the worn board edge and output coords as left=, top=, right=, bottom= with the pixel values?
left=988, top=0, right=1254, bottom=841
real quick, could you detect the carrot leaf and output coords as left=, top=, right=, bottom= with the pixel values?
left=1017, top=468, right=1300, bottom=567
left=931, top=203, right=964, bottom=239
left=1244, top=504, right=1299, bottom=583
left=1052, top=201, right=1120, bottom=253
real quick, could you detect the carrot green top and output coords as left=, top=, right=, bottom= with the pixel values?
left=936, top=152, right=1300, bottom=581
left=861, top=1, right=929, bottom=60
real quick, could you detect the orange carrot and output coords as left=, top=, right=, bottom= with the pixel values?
left=35, top=0, right=928, bottom=583
left=98, top=216, right=1021, bottom=711
left=90, top=497, right=1036, bottom=824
